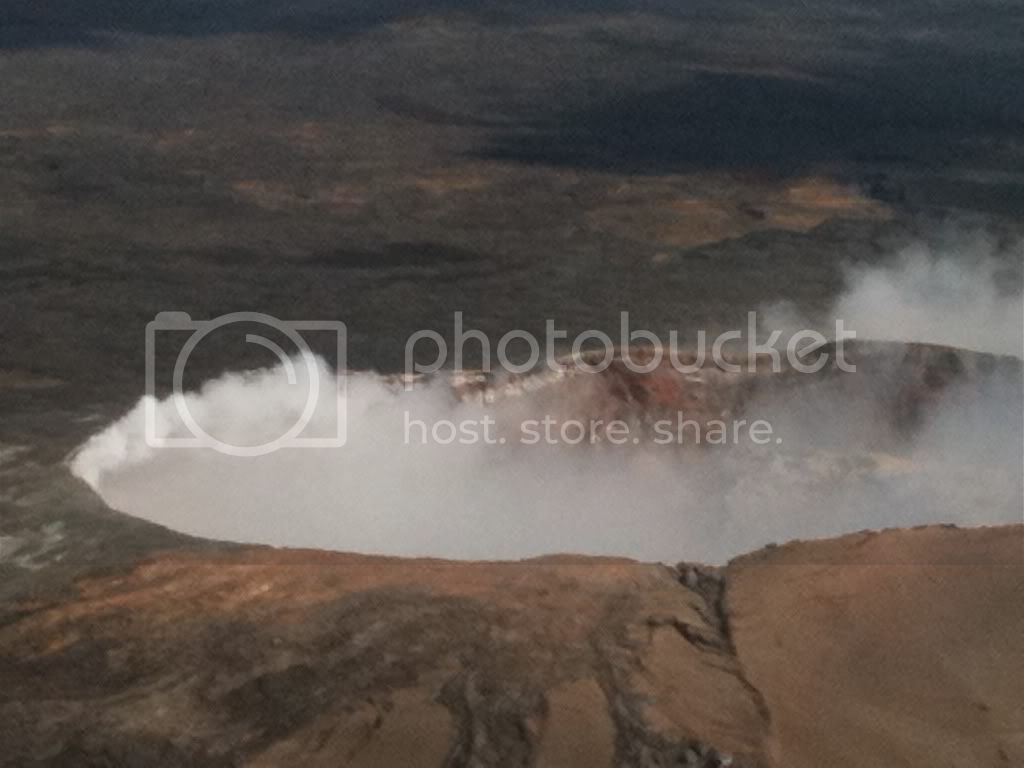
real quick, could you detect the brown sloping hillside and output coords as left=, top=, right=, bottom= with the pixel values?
left=0, top=525, right=1020, bottom=766
left=727, top=526, right=1024, bottom=768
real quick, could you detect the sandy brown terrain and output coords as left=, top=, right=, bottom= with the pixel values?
left=0, top=525, right=1019, bottom=767
left=730, top=526, right=1024, bottom=767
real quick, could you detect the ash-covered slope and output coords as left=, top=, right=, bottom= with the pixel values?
left=0, top=526, right=1020, bottom=767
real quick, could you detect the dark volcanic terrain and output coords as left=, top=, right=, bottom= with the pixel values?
left=1, top=1, right=1023, bottom=766
left=2, top=0, right=1023, bottom=389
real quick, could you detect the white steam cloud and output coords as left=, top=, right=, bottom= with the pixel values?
left=71, top=238, right=1023, bottom=563
left=834, top=241, right=1023, bottom=357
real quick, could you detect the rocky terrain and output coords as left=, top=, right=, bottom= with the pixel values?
left=3, top=0, right=1023, bottom=386
left=1, top=515, right=1020, bottom=766
left=1, top=1, right=1022, bottom=764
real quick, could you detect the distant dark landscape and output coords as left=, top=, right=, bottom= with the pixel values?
left=2, top=0, right=1023, bottom=398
